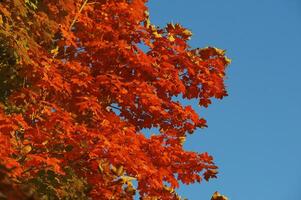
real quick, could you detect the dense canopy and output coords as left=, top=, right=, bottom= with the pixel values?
left=0, top=0, right=230, bottom=199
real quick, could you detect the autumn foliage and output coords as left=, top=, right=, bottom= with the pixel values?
left=0, top=0, right=230, bottom=199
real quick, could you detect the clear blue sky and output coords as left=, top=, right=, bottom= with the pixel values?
left=147, top=0, right=301, bottom=199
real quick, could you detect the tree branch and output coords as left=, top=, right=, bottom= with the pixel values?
left=69, top=0, right=89, bottom=31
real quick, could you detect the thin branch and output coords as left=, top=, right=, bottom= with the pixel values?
left=108, top=105, right=121, bottom=111
left=21, top=166, right=36, bottom=175
left=69, top=0, right=89, bottom=31
left=179, top=71, right=188, bottom=77
left=87, top=2, right=100, bottom=5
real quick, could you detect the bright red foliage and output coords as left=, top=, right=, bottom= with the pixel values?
left=0, top=0, right=230, bottom=199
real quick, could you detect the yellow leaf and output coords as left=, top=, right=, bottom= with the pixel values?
left=98, top=163, right=104, bottom=173
left=120, top=175, right=136, bottom=184
left=163, top=185, right=174, bottom=193
left=213, top=47, right=225, bottom=55
left=225, top=57, right=232, bottom=64
left=218, top=72, right=224, bottom=78
left=21, top=145, right=32, bottom=154
left=179, top=136, right=186, bottom=145
left=211, top=191, right=228, bottom=200
left=50, top=46, right=59, bottom=57
left=150, top=25, right=156, bottom=32
left=144, top=10, right=149, bottom=17
left=182, top=29, right=192, bottom=37
left=168, top=35, right=175, bottom=42
left=153, top=31, right=162, bottom=39
left=145, top=18, right=151, bottom=29
left=0, top=15, right=3, bottom=26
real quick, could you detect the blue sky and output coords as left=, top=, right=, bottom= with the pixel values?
left=147, top=0, right=301, bottom=199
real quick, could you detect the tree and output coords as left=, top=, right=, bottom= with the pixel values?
left=0, top=0, right=230, bottom=199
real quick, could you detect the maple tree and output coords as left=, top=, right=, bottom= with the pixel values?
left=0, top=0, right=230, bottom=199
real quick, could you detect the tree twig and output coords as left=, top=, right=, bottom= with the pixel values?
left=69, top=0, right=89, bottom=31
left=108, top=105, right=121, bottom=111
